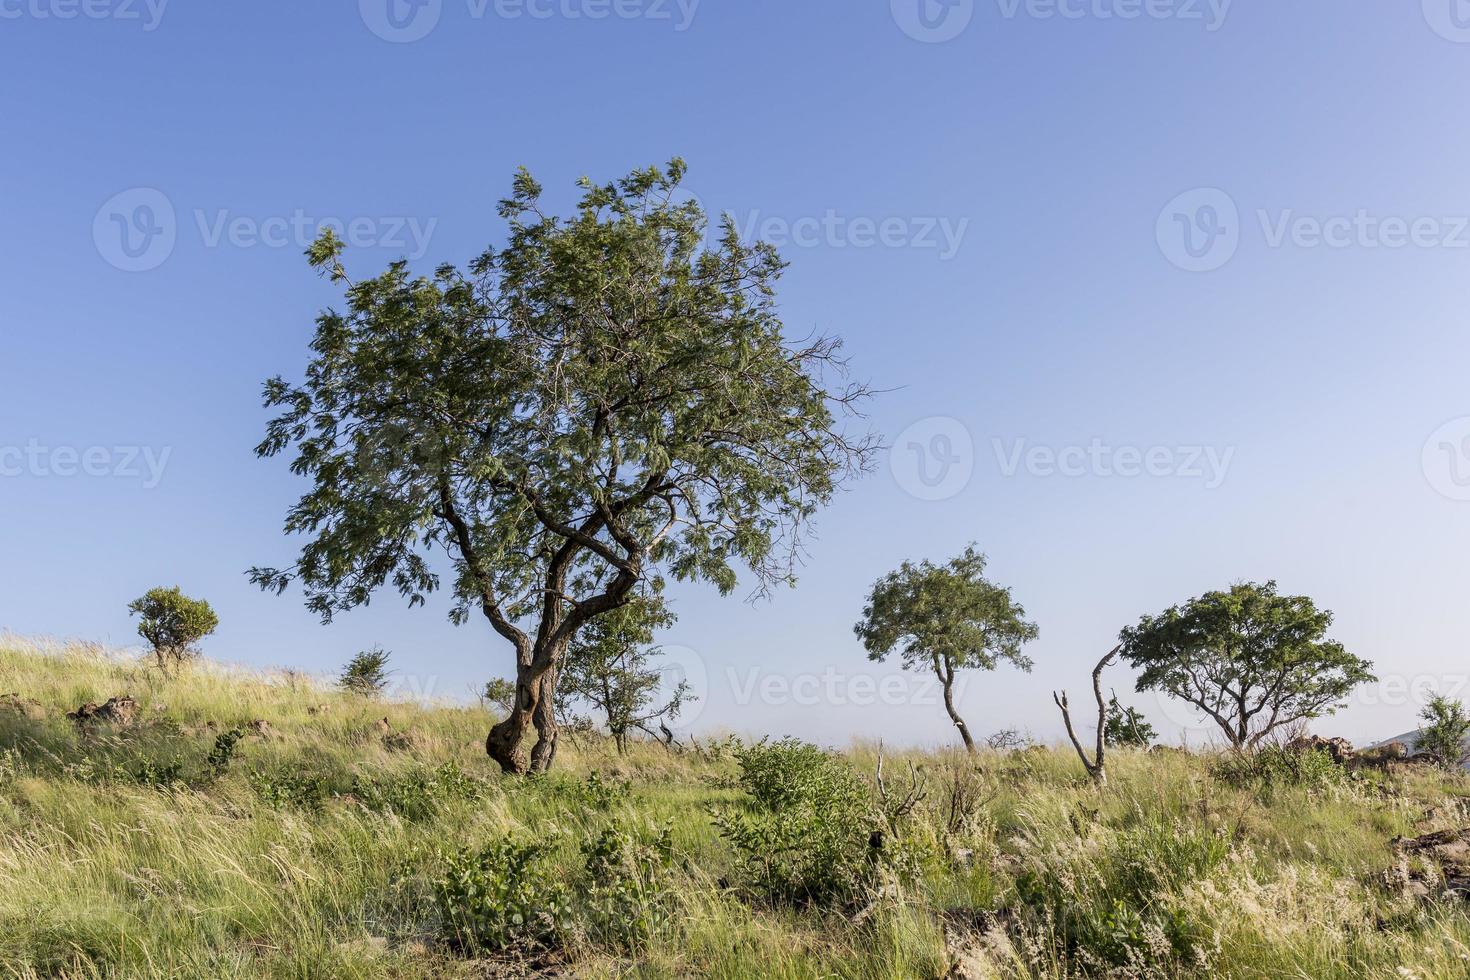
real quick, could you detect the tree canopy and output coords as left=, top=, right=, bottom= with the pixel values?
left=1118, top=581, right=1374, bottom=749
left=854, top=546, right=1037, bottom=751
left=252, top=159, right=877, bottom=773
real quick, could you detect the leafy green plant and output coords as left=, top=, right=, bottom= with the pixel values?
left=128, top=587, right=219, bottom=667
left=205, top=728, right=245, bottom=774
left=353, top=762, right=488, bottom=821
left=712, top=739, right=877, bottom=906
left=580, top=824, right=676, bottom=952
left=1417, top=696, right=1470, bottom=769
left=1211, top=745, right=1344, bottom=791
left=1103, top=695, right=1156, bottom=748
left=248, top=767, right=338, bottom=811
left=339, top=647, right=392, bottom=698
left=436, top=840, right=571, bottom=954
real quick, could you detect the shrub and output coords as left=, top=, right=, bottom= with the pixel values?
left=1417, top=696, right=1470, bottom=769
left=128, top=587, right=218, bottom=667
left=353, top=762, right=488, bottom=821
left=711, top=738, right=876, bottom=906
left=339, top=647, right=392, bottom=698
left=436, top=840, right=572, bottom=954
left=1103, top=695, right=1156, bottom=748
left=1211, top=746, right=1344, bottom=792
left=205, top=728, right=246, bottom=774
left=248, top=767, right=339, bottom=811
left=580, top=824, right=676, bottom=952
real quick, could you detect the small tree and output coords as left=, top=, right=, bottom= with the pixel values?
left=1103, top=693, right=1156, bottom=749
left=1118, top=581, right=1375, bottom=750
left=340, top=647, right=392, bottom=698
left=128, top=587, right=219, bottom=667
left=252, top=159, right=877, bottom=775
left=484, top=678, right=517, bottom=715
left=855, top=546, right=1037, bottom=753
left=1417, top=696, right=1470, bottom=769
left=560, top=588, right=689, bottom=754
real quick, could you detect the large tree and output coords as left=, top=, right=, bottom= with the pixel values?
left=854, top=547, right=1037, bottom=752
left=252, top=160, right=878, bottom=774
left=1118, top=581, right=1375, bottom=750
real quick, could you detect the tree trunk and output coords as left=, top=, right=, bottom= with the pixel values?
left=937, top=658, right=976, bottom=753
left=529, top=667, right=559, bottom=774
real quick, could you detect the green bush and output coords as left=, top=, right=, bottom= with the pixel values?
left=1417, top=696, right=1470, bottom=769
left=711, top=738, right=876, bottom=906
left=127, top=587, right=219, bottom=666
left=339, top=647, right=392, bottom=698
left=1211, top=746, right=1344, bottom=792
left=436, top=840, right=572, bottom=954
left=581, top=823, right=676, bottom=952
left=353, top=762, right=488, bottom=821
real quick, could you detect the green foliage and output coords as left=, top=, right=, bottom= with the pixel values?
left=353, top=762, right=489, bottom=821
left=205, top=728, right=245, bottom=774
left=436, top=840, right=571, bottom=954
left=248, top=767, right=340, bottom=811
left=712, top=739, right=876, bottom=906
left=1211, top=745, right=1346, bottom=792
left=339, top=647, right=392, bottom=698
left=855, top=546, right=1037, bottom=749
left=1017, top=818, right=1230, bottom=971
left=127, top=587, right=219, bottom=664
left=251, top=160, right=878, bottom=772
left=560, top=587, right=689, bottom=753
left=1119, top=581, right=1375, bottom=749
left=483, top=678, right=516, bottom=714
left=1417, top=696, right=1470, bottom=769
left=580, top=824, right=677, bottom=952
left=1103, top=695, right=1156, bottom=748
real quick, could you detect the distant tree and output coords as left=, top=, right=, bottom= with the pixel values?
left=1417, top=696, right=1470, bottom=769
left=128, top=587, right=219, bottom=668
left=1103, top=693, right=1156, bottom=749
left=1118, top=581, right=1375, bottom=750
left=855, top=546, right=1037, bottom=753
left=251, top=159, right=877, bottom=775
left=339, top=647, right=392, bottom=698
left=560, top=587, right=689, bottom=754
left=484, top=678, right=517, bottom=715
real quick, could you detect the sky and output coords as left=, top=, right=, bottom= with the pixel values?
left=3, top=0, right=1470, bottom=750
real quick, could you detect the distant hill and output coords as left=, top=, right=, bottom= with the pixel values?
left=1370, top=730, right=1470, bottom=770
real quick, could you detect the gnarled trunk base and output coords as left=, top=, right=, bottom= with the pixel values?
left=486, top=666, right=560, bottom=775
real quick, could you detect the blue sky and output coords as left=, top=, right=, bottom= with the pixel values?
left=3, top=0, right=1470, bottom=748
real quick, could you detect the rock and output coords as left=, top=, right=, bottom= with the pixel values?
left=67, top=697, right=139, bottom=728
left=372, top=717, right=393, bottom=736
left=1286, top=735, right=1355, bottom=764
left=246, top=719, right=275, bottom=739
left=1350, top=742, right=1408, bottom=770
left=307, top=704, right=330, bottom=716
left=0, top=694, right=46, bottom=720
left=1393, top=828, right=1470, bottom=900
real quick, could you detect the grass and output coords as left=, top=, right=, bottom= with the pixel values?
left=1, top=637, right=1468, bottom=978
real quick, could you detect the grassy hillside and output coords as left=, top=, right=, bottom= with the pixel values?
left=1, top=638, right=1468, bottom=979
